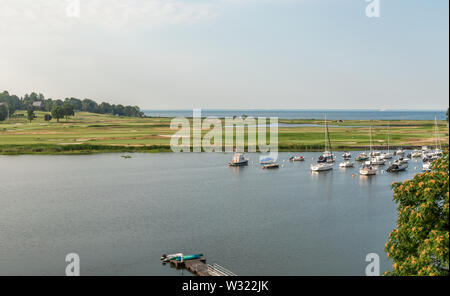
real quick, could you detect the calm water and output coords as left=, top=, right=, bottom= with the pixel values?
left=0, top=152, right=425, bottom=276
left=143, top=110, right=446, bottom=120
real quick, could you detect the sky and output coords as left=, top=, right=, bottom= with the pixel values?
left=0, top=0, right=448, bottom=110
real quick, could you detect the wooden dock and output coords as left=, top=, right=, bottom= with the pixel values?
left=167, top=256, right=236, bottom=276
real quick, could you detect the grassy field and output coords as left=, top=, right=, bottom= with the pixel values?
left=0, top=111, right=448, bottom=154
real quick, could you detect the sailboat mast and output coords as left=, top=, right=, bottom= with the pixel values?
left=387, top=122, right=390, bottom=153
left=369, top=125, right=373, bottom=153
left=324, top=114, right=328, bottom=151
left=435, top=116, right=441, bottom=150
left=326, top=117, right=332, bottom=155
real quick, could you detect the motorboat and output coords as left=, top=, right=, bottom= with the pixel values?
left=317, top=151, right=336, bottom=163
left=422, top=162, right=432, bottom=172
left=397, top=157, right=409, bottom=165
left=370, top=150, right=381, bottom=157
left=311, top=162, right=333, bottom=172
left=359, top=161, right=377, bottom=176
left=339, top=161, right=354, bottom=168
left=381, top=152, right=393, bottom=159
left=356, top=153, right=369, bottom=161
left=260, top=157, right=275, bottom=164
left=228, top=153, right=249, bottom=167
left=411, top=150, right=422, bottom=158
left=371, top=156, right=385, bottom=165
left=396, top=148, right=405, bottom=157
left=262, top=163, right=279, bottom=169
left=342, top=152, right=351, bottom=159
left=386, top=161, right=408, bottom=173
left=289, top=155, right=305, bottom=162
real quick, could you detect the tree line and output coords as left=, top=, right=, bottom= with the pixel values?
left=0, top=90, right=144, bottom=122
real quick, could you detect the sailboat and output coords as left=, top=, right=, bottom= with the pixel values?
left=369, top=125, right=385, bottom=165
left=381, top=122, right=393, bottom=159
left=311, top=115, right=334, bottom=172
left=432, top=116, right=442, bottom=157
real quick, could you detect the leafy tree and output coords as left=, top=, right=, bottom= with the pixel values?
left=44, top=114, right=52, bottom=122
left=0, top=104, right=8, bottom=121
left=62, top=103, right=75, bottom=120
left=27, top=108, right=35, bottom=123
left=384, top=150, right=449, bottom=276
left=51, top=105, right=64, bottom=122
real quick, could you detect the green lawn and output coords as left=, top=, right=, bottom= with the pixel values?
left=0, top=111, right=448, bottom=154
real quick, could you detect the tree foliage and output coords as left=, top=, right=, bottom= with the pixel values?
left=0, top=104, right=8, bottom=121
left=27, top=108, right=35, bottom=123
left=51, top=106, right=64, bottom=122
left=0, top=90, right=144, bottom=118
left=385, top=150, right=449, bottom=276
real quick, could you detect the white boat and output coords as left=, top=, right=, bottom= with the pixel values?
left=411, top=149, right=422, bottom=158
left=339, top=161, right=354, bottom=168
left=311, top=163, right=333, bottom=171
left=370, top=151, right=381, bottom=157
left=289, top=155, right=305, bottom=162
left=396, top=148, right=405, bottom=157
left=396, top=157, right=409, bottom=165
left=342, top=152, right=351, bottom=159
left=367, top=125, right=385, bottom=162
left=360, top=161, right=377, bottom=176
left=387, top=161, right=408, bottom=173
left=421, top=146, right=431, bottom=154
left=381, top=152, right=393, bottom=159
left=260, top=157, right=275, bottom=164
left=432, top=116, right=443, bottom=158
left=422, top=162, right=432, bottom=172
left=371, top=156, right=385, bottom=165
left=316, top=115, right=335, bottom=164
left=228, top=153, right=249, bottom=167
left=382, top=122, right=393, bottom=159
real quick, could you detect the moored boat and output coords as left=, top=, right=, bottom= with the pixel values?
left=289, top=155, right=304, bottom=162
left=359, top=161, right=377, bottom=176
left=356, top=153, right=369, bottom=161
left=339, top=161, right=354, bottom=168
left=342, top=152, right=351, bottom=159
left=228, top=153, right=249, bottom=167
left=386, top=161, right=408, bottom=173
left=262, top=163, right=280, bottom=169
left=311, top=163, right=333, bottom=171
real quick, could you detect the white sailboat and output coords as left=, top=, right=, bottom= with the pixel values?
left=369, top=126, right=385, bottom=165
left=381, top=122, right=393, bottom=159
left=311, top=115, right=334, bottom=172
left=360, top=161, right=377, bottom=176
left=432, top=116, right=442, bottom=157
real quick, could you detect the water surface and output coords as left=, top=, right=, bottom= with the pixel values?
left=0, top=152, right=424, bottom=275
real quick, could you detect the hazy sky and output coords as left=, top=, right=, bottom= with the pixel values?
left=0, top=0, right=448, bottom=110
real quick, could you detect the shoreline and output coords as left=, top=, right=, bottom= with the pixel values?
left=1, top=144, right=447, bottom=155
